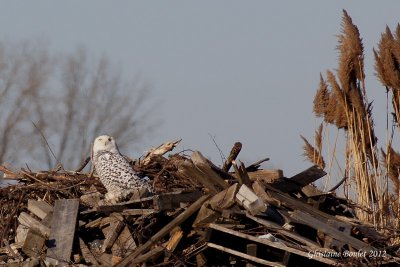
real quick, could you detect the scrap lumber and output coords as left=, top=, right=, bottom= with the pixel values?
left=164, top=228, right=184, bottom=262
left=112, top=226, right=137, bottom=256
left=246, top=243, right=258, bottom=267
left=79, top=238, right=100, bottom=266
left=252, top=181, right=280, bottom=207
left=17, top=212, right=50, bottom=238
left=21, top=231, right=45, bottom=258
left=290, top=210, right=376, bottom=252
left=246, top=213, right=325, bottom=251
left=179, top=160, right=220, bottom=194
left=153, top=190, right=204, bottom=210
left=27, top=200, right=53, bottom=220
left=193, top=184, right=238, bottom=227
left=115, top=194, right=210, bottom=267
left=191, top=151, right=229, bottom=191
left=236, top=184, right=266, bottom=215
left=46, top=199, right=79, bottom=266
left=207, top=242, right=285, bottom=267
left=222, top=142, right=242, bottom=172
left=245, top=157, right=270, bottom=172
left=142, top=139, right=181, bottom=165
left=232, top=160, right=252, bottom=186
left=101, top=220, right=124, bottom=253
left=208, top=223, right=338, bottom=266
left=1, top=143, right=398, bottom=266
left=248, top=169, right=283, bottom=182
left=269, top=165, right=326, bottom=193
left=130, top=246, right=164, bottom=265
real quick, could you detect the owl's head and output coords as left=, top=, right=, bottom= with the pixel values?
left=93, top=135, right=120, bottom=154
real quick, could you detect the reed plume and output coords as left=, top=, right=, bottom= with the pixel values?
left=308, top=10, right=380, bottom=224
left=374, top=24, right=400, bottom=127
left=313, top=74, right=330, bottom=118
left=382, top=146, right=400, bottom=195
left=300, top=133, right=325, bottom=169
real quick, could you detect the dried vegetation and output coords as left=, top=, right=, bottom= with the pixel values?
left=302, top=10, right=400, bottom=228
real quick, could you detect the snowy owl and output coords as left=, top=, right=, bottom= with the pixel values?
left=92, top=134, right=153, bottom=202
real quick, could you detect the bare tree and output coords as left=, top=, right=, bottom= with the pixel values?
left=0, top=42, right=52, bottom=165
left=0, top=42, right=157, bottom=171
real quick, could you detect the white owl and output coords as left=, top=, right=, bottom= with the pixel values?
left=92, top=134, right=153, bottom=202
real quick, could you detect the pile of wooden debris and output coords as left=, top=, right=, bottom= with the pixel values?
left=1, top=140, right=399, bottom=266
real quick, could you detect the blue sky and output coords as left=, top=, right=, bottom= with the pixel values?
left=1, top=2, right=399, bottom=179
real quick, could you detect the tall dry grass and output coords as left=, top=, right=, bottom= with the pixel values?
left=302, top=10, right=400, bottom=228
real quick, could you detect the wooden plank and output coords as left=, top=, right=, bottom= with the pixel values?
left=290, top=165, right=326, bottom=185
left=21, top=230, right=45, bottom=258
left=207, top=242, right=285, bottom=267
left=153, top=190, right=204, bottom=211
left=236, top=184, right=266, bottom=215
left=179, top=160, right=219, bottom=194
left=196, top=253, right=207, bottom=266
left=97, top=253, right=122, bottom=266
left=120, top=209, right=155, bottom=216
left=17, top=212, right=50, bottom=237
left=222, top=142, right=242, bottom=172
left=80, top=185, right=103, bottom=208
left=27, top=200, right=53, bottom=220
left=290, top=210, right=375, bottom=252
left=101, top=221, right=124, bottom=253
left=192, top=203, right=220, bottom=227
left=82, top=195, right=154, bottom=214
left=112, top=226, right=137, bottom=256
left=246, top=213, right=325, bottom=251
left=252, top=181, right=280, bottom=207
left=264, top=183, right=343, bottom=223
left=209, top=183, right=239, bottom=211
left=142, top=139, right=181, bottom=165
left=208, top=223, right=338, bottom=265
left=193, top=184, right=238, bottom=227
left=269, top=165, right=326, bottom=193
left=247, top=169, right=283, bottom=182
left=15, top=225, right=29, bottom=245
left=79, top=238, right=100, bottom=266
left=46, top=199, right=79, bottom=266
left=130, top=246, right=164, bottom=265
left=191, top=151, right=229, bottom=190
left=115, top=194, right=210, bottom=267
left=232, top=160, right=250, bottom=185
left=164, top=229, right=184, bottom=262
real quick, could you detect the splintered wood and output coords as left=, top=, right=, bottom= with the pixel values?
left=0, top=141, right=398, bottom=266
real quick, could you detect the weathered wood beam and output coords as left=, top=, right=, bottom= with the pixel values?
left=17, top=212, right=50, bottom=238
left=192, top=151, right=229, bottom=190
left=46, top=199, right=79, bottom=266
left=208, top=223, right=338, bottom=265
left=207, top=242, right=285, bottom=267
left=115, top=194, right=210, bottom=267
left=290, top=210, right=376, bottom=252
left=79, top=238, right=100, bottom=266
left=222, top=142, right=242, bottom=172
left=269, top=165, right=326, bottom=193
left=27, top=200, right=53, bottom=220
left=153, top=190, right=204, bottom=211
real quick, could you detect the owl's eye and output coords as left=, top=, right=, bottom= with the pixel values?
left=99, top=138, right=102, bottom=141
left=108, top=137, right=112, bottom=141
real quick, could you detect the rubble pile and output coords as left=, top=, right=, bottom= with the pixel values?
left=0, top=140, right=399, bottom=266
